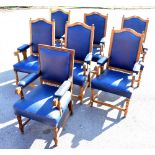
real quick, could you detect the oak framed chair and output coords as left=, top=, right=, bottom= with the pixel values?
left=84, top=12, right=108, bottom=62
left=13, top=18, right=55, bottom=85
left=50, top=9, right=70, bottom=47
left=121, top=15, right=149, bottom=62
left=90, top=28, right=144, bottom=117
left=13, top=45, right=75, bottom=146
left=65, top=22, right=94, bottom=103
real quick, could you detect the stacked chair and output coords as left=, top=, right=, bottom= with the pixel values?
left=50, top=9, right=70, bottom=47
left=12, top=9, right=149, bottom=146
left=13, top=18, right=55, bottom=85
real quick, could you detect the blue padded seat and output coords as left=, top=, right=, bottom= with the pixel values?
left=91, top=69, right=133, bottom=98
left=92, top=47, right=102, bottom=62
left=73, top=62, right=87, bottom=86
left=14, top=84, right=71, bottom=127
left=13, top=55, right=39, bottom=73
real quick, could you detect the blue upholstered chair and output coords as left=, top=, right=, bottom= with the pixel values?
left=84, top=12, right=108, bottom=62
left=50, top=9, right=70, bottom=47
left=90, top=28, right=143, bottom=117
left=65, top=22, right=94, bottom=102
left=121, top=15, right=149, bottom=62
left=13, top=45, right=74, bottom=146
left=13, top=18, right=55, bottom=85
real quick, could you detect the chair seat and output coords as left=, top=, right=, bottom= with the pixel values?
left=92, top=47, right=102, bottom=62
left=73, top=62, right=87, bottom=86
left=91, top=69, right=133, bottom=98
left=13, top=84, right=71, bottom=127
left=13, top=55, right=39, bottom=73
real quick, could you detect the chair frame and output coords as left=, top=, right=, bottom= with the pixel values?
left=14, top=18, right=55, bottom=85
left=64, top=22, right=94, bottom=102
left=90, top=28, right=144, bottom=117
left=84, top=12, right=108, bottom=56
left=16, top=45, right=75, bottom=146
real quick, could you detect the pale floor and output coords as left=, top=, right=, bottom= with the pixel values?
left=0, top=8, right=155, bottom=149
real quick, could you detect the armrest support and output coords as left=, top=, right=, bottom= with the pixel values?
left=17, top=44, right=31, bottom=52
left=84, top=53, right=92, bottom=64
left=97, top=56, right=108, bottom=66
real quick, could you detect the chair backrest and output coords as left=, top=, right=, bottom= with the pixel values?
left=39, top=45, right=74, bottom=84
left=108, top=28, right=143, bottom=73
left=30, top=18, right=55, bottom=54
left=51, top=9, right=70, bottom=39
left=65, top=22, right=94, bottom=62
left=121, top=15, right=149, bottom=42
left=84, top=12, right=108, bottom=44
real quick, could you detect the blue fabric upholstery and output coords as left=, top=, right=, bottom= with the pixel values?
left=14, top=84, right=71, bottom=127
left=92, top=47, right=102, bottom=62
left=91, top=69, right=133, bottom=98
left=39, top=47, right=71, bottom=83
left=109, top=31, right=141, bottom=71
left=32, top=20, right=53, bottom=53
left=51, top=11, right=69, bottom=39
left=18, top=72, right=40, bottom=88
left=85, top=14, right=106, bottom=44
left=17, top=44, right=30, bottom=52
left=123, top=18, right=147, bottom=34
left=66, top=25, right=91, bottom=61
left=13, top=55, right=39, bottom=73
left=73, top=62, right=87, bottom=86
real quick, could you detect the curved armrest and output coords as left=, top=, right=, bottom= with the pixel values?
left=54, top=80, right=71, bottom=99
left=84, top=53, right=92, bottom=64
left=18, top=72, right=40, bottom=88
left=97, top=56, right=108, bottom=66
left=17, top=44, right=31, bottom=52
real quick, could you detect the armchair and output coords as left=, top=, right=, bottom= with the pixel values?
left=13, top=45, right=74, bottom=146
left=13, top=18, right=55, bottom=85
left=65, top=22, right=94, bottom=103
left=90, top=28, right=143, bottom=117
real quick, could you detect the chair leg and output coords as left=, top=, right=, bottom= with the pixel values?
left=79, top=86, right=84, bottom=103
left=68, top=100, right=73, bottom=115
left=124, top=98, right=130, bottom=117
left=52, top=127, right=58, bottom=146
left=137, top=70, right=143, bottom=87
left=88, top=73, right=91, bottom=87
left=142, top=52, right=146, bottom=62
left=90, top=89, right=94, bottom=107
left=17, top=116, right=24, bottom=133
left=15, top=71, right=19, bottom=85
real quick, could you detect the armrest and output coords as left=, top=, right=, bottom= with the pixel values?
left=97, top=56, right=108, bottom=66
left=54, top=80, right=71, bottom=99
left=133, top=62, right=143, bottom=74
left=17, top=44, right=31, bottom=52
left=84, top=53, right=92, bottom=64
left=100, top=37, right=106, bottom=45
left=18, top=72, right=40, bottom=88
left=142, top=43, right=148, bottom=53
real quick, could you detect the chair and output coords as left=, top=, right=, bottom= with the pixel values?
left=13, top=45, right=74, bottom=146
left=121, top=15, right=149, bottom=62
left=84, top=12, right=108, bottom=62
left=65, top=22, right=94, bottom=102
left=13, top=18, right=55, bottom=85
left=50, top=9, right=70, bottom=47
left=91, top=28, right=144, bottom=117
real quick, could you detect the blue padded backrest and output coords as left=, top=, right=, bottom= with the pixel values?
left=39, top=47, right=71, bottom=83
left=86, top=14, right=106, bottom=44
left=51, top=11, right=68, bottom=39
left=123, top=18, right=146, bottom=34
left=109, top=31, right=140, bottom=71
left=66, top=25, right=91, bottom=61
left=32, top=21, right=53, bottom=53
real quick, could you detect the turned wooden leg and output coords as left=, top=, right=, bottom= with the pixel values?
left=90, top=89, right=94, bottom=107
left=17, top=116, right=24, bottom=133
left=137, top=70, right=143, bottom=87
left=15, top=71, right=19, bottom=85
left=68, top=100, right=73, bottom=115
left=52, top=127, right=58, bottom=146
left=79, top=86, right=84, bottom=103
left=124, top=98, right=130, bottom=117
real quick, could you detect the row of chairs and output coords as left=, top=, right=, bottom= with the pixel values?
left=13, top=9, right=149, bottom=146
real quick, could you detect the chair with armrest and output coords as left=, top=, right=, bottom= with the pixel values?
left=90, top=28, right=144, bottom=117
left=50, top=9, right=70, bottom=47
left=13, top=45, right=74, bottom=146
left=13, top=18, right=55, bottom=85
left=84, top=12, right=108, bottom=62
left=65, top=22, right=94, bottom=103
